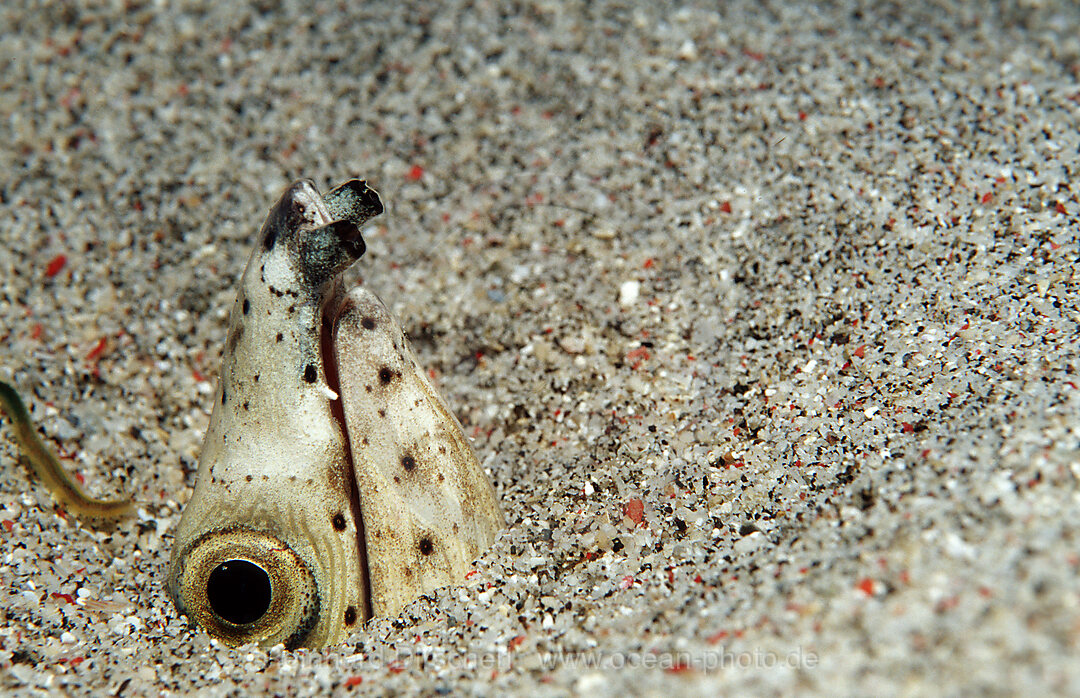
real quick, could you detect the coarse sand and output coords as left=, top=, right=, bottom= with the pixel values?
left=1, top=1, right=1079, bottom=695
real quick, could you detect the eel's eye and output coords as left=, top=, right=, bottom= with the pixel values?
left=206, top=559, right=272, bottom=624
left=169, top=529, right=319, bottom=649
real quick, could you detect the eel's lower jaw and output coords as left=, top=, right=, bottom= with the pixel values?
left=326, top=220, right=366, bottom=260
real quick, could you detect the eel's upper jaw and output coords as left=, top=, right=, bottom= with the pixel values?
left=323, top=180, right=383, bottom=229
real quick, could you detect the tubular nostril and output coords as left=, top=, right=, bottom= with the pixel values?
left=206, top=559, right=272, bottom=625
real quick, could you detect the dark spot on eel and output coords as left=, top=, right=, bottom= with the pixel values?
left=401, top=454, right=416, bottom=472
left=332, top=513, right=346, bottom=531
left=361, top=317, right=376, bottom=330
left=418, top=537, right=434, bottom=555
left=242, top=298, right=250, bottom=315
left=304, top=364, right=317, bottom=383
left=378, top=367, right=394, bottom=384
left=344, top=606, right=357, bottom=626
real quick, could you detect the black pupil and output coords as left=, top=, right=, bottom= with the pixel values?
left=206, top=560, right=272, bottom=625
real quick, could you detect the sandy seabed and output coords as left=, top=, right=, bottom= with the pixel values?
left=1, top=1, right=1079, bottom=696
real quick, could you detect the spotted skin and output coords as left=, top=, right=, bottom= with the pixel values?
left=334, top=288, right=503, bottom=618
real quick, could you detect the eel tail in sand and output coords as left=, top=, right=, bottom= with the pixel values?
left=0, top=381, right=132, bottom=521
